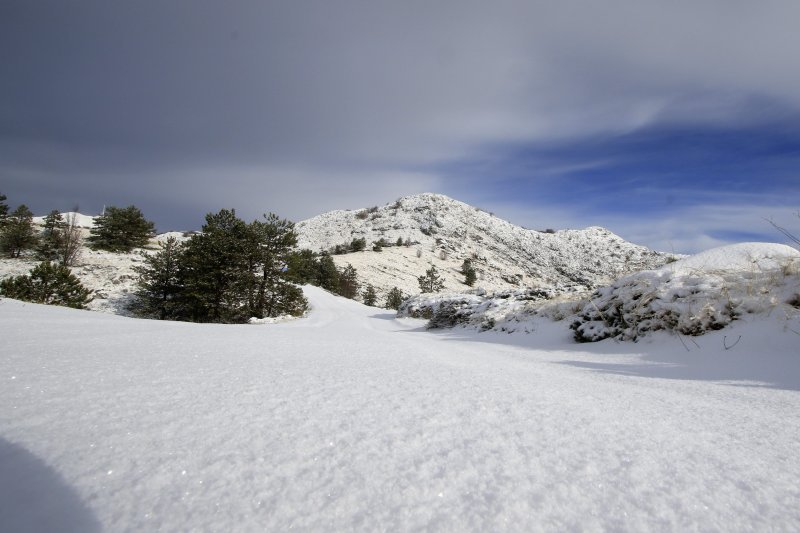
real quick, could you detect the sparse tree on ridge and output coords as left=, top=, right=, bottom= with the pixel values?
left=0, top=193, right=8, bottom=224
left=418, top=265, right=444, bottom=293
left=0, top=261, right=93, bottom=309
left=89, top=205, right=155, bottom=252
left=1, top=204, right=37, bottom=258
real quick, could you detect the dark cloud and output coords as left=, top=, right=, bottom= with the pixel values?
left=1, top=1, right=799, bottom=240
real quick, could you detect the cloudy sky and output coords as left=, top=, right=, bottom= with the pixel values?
left=2, top=0, right=798, bottom=253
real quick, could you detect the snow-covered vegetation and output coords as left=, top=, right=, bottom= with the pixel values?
left=400, top=243, right=800, bottom=340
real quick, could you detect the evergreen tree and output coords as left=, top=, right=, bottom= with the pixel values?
left=373, top=238, right=388, bottom=252
left=181, top=209, right=251, bottom=322
left=1, top=204, right=37, bottom=258
left=362, top=284, right=377, bottom=306
left=385, top=286, right=405, bottom=310
left=0, top=193, right=8, bottom=224
left=316, top=254, right=340, bottom=292
left=285, top=249, right=319, bottom=285
left=37, top=210, right=65, bottom=261
left=0, top=261, right=92, bottom=309
left=350, top=237, right=366, bottom=252
left=338, top=263, right=359, bottom=299
left=89, top=205, right=155, bottom=252
left=461, top=258, right=477, bottom=287
left=396, top=237, right=403, bottom=247
left=418, top=265, right=445, bottom=293
left=242, top=213, right=303, bottom=319
left=131, top=236, right=185, bottom=319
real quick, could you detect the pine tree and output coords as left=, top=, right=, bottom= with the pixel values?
left=181, top=209, right=250, bottom=322
left=385, top=286, right=405, bottom=310
left=461, top=258, right=477, bottom=287
left=0, top=193, right=8, bottom=224
left=338, top=263, right=359, bottom=299
left=316, top=254, right=340, bottom=292
left=1, top=204, right=38, bottom=258
left=89, top=205, right=155, bottom=252
left=242, top=213, right=304, bottom=319
left=37, top=210, right=65, bottom=261
left=362, top=284, right=377, bottom=306
left=396, top=237, right=403, bottom=247
left=285, top=249, right=319, bottom=285
left=418, top=265, right=445, bottom=293
left=131, top=236, right=185, bottom=319
left=0, top=261, right=93, bottom=309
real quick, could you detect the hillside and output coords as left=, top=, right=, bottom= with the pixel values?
left=296, top=193, right=669, bottom=302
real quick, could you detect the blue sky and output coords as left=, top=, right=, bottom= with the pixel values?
left=442, top=116, right=800, bottom=251
left=1, top=1, right=799, bottom=253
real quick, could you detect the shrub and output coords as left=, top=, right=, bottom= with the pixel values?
left=461, top=258, right=477, bottom=287
left=0, top=261, right=93, bottom=309
left=351, top=237, right=366, bottom=252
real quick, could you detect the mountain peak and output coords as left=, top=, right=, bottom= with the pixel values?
left=296, top=195, right=668, bottom=300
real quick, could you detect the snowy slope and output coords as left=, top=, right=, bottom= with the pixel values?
left=32, top=211, right=97, bottom=228
left=2, top=286, right=800, bottom=531
left=296, top=193, right=669, bottom=301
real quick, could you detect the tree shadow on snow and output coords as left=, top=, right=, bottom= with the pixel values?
left=0, top=437, right=101, bottom=533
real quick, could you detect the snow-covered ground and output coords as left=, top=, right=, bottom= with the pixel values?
left=2, top=286, right=799, bottom=531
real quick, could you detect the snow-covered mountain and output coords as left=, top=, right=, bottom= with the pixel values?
left=296, top=193, right=669, bottom=300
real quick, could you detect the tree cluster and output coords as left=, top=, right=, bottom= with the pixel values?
left=132, top=210, right=307, bottom=323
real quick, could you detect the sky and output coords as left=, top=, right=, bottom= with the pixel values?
left=1, top=0, right=799, bottom=253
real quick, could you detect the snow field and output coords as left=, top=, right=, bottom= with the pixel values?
left=2, top=286, right=799, bottom=531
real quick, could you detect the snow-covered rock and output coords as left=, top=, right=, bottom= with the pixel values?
left=296, top=193, right=670, bottom=302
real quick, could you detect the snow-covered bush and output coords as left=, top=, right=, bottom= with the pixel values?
left=571, top=243, right=800, bottom=342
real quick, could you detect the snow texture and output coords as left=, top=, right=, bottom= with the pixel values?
left=1, top=286, right=799, bottom=531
